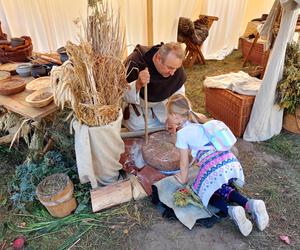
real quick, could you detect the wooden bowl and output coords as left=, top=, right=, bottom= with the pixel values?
left=25, top=87, right=53, bottom=108
left=0, top=63, right=21, bottom=74
left=0, top=77, right=26, bottom=95
left=26, top=76, right=51, bottom=91
left=0, top=70, right=10, bottom=80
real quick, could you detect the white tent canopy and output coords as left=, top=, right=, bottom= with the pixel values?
left=0, top=0, right=274, bottom=58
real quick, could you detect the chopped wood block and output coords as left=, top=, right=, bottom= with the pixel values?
left=90, top=180, right=132, bottom=212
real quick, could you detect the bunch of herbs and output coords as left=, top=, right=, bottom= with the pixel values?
left=276, top=42, right=300, bottom=114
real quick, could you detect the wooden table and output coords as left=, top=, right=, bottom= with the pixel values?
left=0, top=76, right=58, bottom=120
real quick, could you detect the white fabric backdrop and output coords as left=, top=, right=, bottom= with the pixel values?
left=0, top=0, right=87, bottom=52
left=153, top=0, right=202, bottom=45
left=125, top=0, right=148, bottom=53
left=200, top=0, right=247, bottom=59
left=0, top=0, right=274, bottom=55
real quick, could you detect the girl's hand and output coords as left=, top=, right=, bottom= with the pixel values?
left=174, top=172, right=188, bottom=185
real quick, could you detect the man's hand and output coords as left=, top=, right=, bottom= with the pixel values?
left=136, top=68, right=150, bottom=92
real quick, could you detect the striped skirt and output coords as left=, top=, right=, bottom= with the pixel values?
left=191, top=149, right=245, bottom=207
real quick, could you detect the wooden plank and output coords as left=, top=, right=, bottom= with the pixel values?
left=0, top=76, right=58, bottom=120
left=90, top=180, right=132, bottom=213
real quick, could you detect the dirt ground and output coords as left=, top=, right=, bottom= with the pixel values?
left=1, top=50, right=299, bottom=250
left=127, top=137, right=300, bottom=250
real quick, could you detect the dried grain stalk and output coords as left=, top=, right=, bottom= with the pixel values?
left=51, top=41, right=127, bottom=126
left=87, top=0, right=125, bottom=58
left=0, top=109, right=32, bottom=146
left=51, top=1, right=127, bottom=126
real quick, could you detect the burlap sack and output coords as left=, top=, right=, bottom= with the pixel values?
left=72, top=110, right=124, bottom=188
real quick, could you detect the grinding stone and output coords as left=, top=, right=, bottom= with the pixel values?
left=142, top=131, right=180, bottom=171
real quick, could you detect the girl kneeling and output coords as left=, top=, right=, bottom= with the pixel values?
left=167, top=94, right=269, bottom=236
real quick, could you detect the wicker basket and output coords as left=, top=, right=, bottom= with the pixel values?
left=239, top=37, right=268, bottom=66
left=205, top=88, right=255, bottom=137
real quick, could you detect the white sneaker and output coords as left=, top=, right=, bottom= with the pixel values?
left=228, top=206, right=253, bottom=236
left=247, top=199, right=269, bottom=231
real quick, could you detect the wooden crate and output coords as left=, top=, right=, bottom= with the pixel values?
left=239, top=37, right=268, bottom=66
left=205, top=88, right=255, bottom=137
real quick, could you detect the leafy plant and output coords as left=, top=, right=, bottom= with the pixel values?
left=276, top=42, right=300, bottom=114
left=174, top=187, right=204, bottom=208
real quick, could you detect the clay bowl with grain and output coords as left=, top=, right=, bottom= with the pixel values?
left=0, top=77, right=26, bottom=95
left=25, top=87, right=53, bottom=108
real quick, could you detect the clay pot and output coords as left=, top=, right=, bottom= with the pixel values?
left=57, top=46, right=68, bottom=63
left=11, top=37, right=25, bottom=48
left=16, top=63, right=32, bottom=77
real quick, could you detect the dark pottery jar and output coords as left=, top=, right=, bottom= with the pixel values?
left=57, top=46, right=68, bottom=63
left=11, top=37, right=25, bottom=48
left=31, top=64, right=47, bottom=78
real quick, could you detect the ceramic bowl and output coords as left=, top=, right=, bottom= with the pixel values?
left=11, top=37, right=25, bottom=48
left=16, top=63, right=32, bottom=77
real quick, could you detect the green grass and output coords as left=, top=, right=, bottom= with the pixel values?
left=262, top=131, right=300, bottom=163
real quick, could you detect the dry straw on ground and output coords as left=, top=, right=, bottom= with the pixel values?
left=51, top=1, right=127, bottom=126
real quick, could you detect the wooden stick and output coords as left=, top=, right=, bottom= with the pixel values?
left=144, top=83, right=149, bottom=144
left=242, top=33, right=259, bottom=67
left=121, top=125, right=165, bottom=138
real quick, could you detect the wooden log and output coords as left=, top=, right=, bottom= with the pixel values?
left=39, top=55, right=62, bottom=65
left=90, top=180, right=132, bottom=212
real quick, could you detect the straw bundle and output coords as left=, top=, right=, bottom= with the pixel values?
left=51, top=0, right=127, bottom=127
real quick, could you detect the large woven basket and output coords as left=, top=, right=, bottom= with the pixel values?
left=239, top=37, right=268, bottom=66
left=205, top=88, right=255, bottom=137
left=0, top=36, right=33, bottom=63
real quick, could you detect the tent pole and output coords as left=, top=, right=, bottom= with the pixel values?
left=144, top=0, right=153, bottom=144
left=147, top=0, right=153, bottom=46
